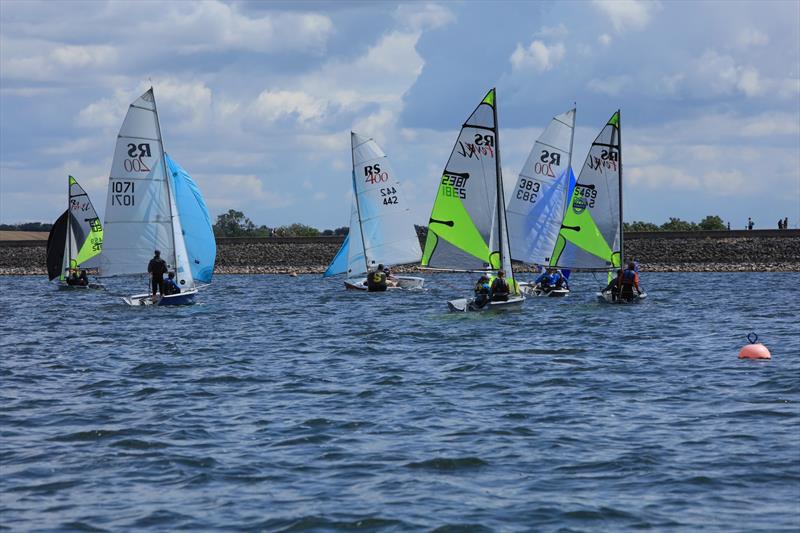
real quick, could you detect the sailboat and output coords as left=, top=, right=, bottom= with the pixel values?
left=506, top=108, right=576, bottom=297
left=420, top=88, right=524, bottom=312
left=100, top=87, right=216, bottom=306
left=324, top=132, right=424, bottom=291
left=46, top=175, right=104, bottom=288
left=541, top=110, right=645, bottom=303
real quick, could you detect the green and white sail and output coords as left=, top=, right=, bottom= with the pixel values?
left=421, top=88, right=515, bottom=285
left=46, top=175, right=103, bottom=281
left=100, top=88, right=195, bottom=290
left=550, top=110, right=622, bottom=271
left=507, top=108, right=575, bottom=266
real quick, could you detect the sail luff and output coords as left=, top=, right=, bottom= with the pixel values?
left=617, top=109, right=624, bottom=268
left=150, top=88, right=178, bottom=274
left=350, top=134, right=369, bottom=274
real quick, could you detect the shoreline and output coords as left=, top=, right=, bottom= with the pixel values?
left=2, top=231, right=799, bottom=275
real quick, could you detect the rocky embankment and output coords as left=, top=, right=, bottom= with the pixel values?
left=2, top=232, right=799, bottom=275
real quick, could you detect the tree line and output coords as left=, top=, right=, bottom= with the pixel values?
left=624, top=215, right=727, bottom=232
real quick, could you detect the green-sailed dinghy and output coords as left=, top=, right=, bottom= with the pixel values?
left=421, top=88, right=524, bottom=312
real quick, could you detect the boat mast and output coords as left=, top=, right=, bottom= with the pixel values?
left=66, top=176, right=72, bottom=277
left=150, top=87, right=177, bottom=272
left=491, top=88, right=509, bottom=275
left=617, top=109, right=624, bottom=268
left=350, top=133, right=369, bottom=274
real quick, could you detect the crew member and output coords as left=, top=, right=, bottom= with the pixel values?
left=551, top=269, right=569, bottom=290
left=147, top=250, right=168, bottom=296
left=383, top=266, right=399, bottom=288
left=367, top=263, right=388, bottom=292
left=534, top=268, right=552, bottom=290
left=77, top=270, right=89, bottom=286
left=617, top=262, right=641, bottom=301
left=490, top=269, right=510, bottom=301
left=603, top=269, right=623, bottom=301
left=472, top=274, right=491, bottom=309
left=162, top=272, right=181, bottom=295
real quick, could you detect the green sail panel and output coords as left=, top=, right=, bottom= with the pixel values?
left=551, top=111, right=621, bottom=270
left=422, top=88, right=501, bottom=270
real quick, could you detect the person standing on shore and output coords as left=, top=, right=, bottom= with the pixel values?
left=747, top=217, right=754, bottom=230
left=147, top=250, right=167, bottom=296
left=784, top=217, right=789, bottom=229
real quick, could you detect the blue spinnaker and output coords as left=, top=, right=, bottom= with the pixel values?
left=166, top=153, right=216, bottom=283
left=324, top=233, right=350, bottom=277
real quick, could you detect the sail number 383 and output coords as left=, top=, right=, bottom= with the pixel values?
left=516, top=178, right=540, bottom=203
left=112, top=181, right=135, bottom=206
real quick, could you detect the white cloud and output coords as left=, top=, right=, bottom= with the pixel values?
left=251, top=90, right=328, bottom=123
left=598, top=33, right=612, bottom=46
left=587, top=75, right=630, bottom=95
left=510, top=40, right=565, bottom=72
left=537, top=23, right=569, bottom=39
left=591, top=0, right=660, bottom=33
left=737, top=28, right=769, bottom=48
left=394, top=3, right=455, bottom=31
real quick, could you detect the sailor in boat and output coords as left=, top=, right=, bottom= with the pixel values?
left=147, top=250, right=168, bottom=296
left=162, top=272, right=181, bottom=296
left=472, top=274, right=491, bottom=309
left=66, top=269, right=89, bottom=286
left=490, top=270, right=510, bottom=302
left=533, top=267, right=556, bottom=293
left=602, top=268, right=624, bottom=302
left=550, top=269, right=569, bottom=291
left=383, top=266, right=399, bottom=288
left=367, top=264, right=388, bottom=292
left=618, top=262, right=642, bottom=301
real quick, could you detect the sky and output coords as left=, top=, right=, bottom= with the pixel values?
left=1, top=0, right=799, bottom=230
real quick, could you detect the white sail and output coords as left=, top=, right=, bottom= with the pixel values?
left=349, top=132, right=421, bottom=276
left=345, top=186, right=366, bottom=276
left=100, top=88, right=193, bottom=287
left=506, top=108, right=575, bottom=265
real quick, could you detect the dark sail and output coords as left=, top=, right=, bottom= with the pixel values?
left=46, top=210, right=68, bottom=281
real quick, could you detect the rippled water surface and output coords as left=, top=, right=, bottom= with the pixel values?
left=1, top=273, right=799, bottom=531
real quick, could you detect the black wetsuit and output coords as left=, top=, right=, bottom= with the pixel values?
left=367, top=270, right=387, bottom=292
left=148, top=256, right=167, bottom=295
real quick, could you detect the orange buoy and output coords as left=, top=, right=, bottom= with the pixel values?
left=739, top=333, right=771, bottom=360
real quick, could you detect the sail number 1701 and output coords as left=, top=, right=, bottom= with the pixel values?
left=112, top=181, right=135, bottom=206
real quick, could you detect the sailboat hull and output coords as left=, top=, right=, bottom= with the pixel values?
left=123, top=288, right=198, bottom=306
left=447, top=295, right=525, bottom=313
left=596, top=290, right=647, bottom=304
left=56, top=282, right=104, bottom=290
left=344, top=276, right=425, bottom=291
left=519, top=282, right=569, bottom=297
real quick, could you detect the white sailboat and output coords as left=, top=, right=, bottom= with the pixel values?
left=324, top=132, right=424, bottom=291
left=506, top=108, right=576, bottom=297
left=419, top=88, right=524, bottom=312
left=100, top=88, right=214, bottom=306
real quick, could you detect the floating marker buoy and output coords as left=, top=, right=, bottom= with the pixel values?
left=739, top=332, right=771, bottom=360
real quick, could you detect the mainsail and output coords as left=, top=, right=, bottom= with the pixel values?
left=550, top=111, right=623, bottom=271
left=166, top=154, right=216, bottom=283
left=506, top=109, right=575, bottom=266
left=100, top=88, right=195, bottom=290
left=421, top=88, right=515, bottom=286
left=324, top=132, right=421, bottom=278
left=46, top=175, right=103, bottom=281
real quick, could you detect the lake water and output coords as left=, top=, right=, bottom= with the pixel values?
left=1, top=272, right=798, bottom=531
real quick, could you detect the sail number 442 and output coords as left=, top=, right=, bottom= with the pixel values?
left=380, top=186, right=398, bottom=205
left=112, top=181, right=135, bottom=206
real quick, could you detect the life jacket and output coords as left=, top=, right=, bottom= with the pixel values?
left=367, top=270, right=387, bottom=291
left=621, top=269, right=636, bottom=286
left=474, top=281, right=490, bottom=295
left=492, top=277, right=510, bottom=295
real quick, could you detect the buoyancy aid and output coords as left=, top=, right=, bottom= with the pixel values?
left=621, top=269, right=637, bottom=286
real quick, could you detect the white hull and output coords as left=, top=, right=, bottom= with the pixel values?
left=447, top=295, right=525, bottom=313
left=596, top=290, right=647, bottom=304
left=519, top=282, right=569, bottom=298
left=57, top=282, right=104, bottom=290
left=344, top=275, right=425, bottom=291
left=123, top=287, right=198, bottom=306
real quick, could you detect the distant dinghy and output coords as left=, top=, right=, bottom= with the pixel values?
left=420, top=88, right=524, bottom=312
left=506, top=108, right=576, bottom=298
left=324, top=132, right=424, bottom=291
left=100, top=88, right=215, bottom=306
left=46, top=175, right=104, bottom=289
